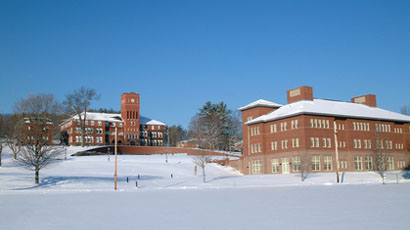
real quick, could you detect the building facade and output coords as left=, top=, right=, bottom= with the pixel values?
left=24, top=117, right=53, bottom=146
left=235, top=86, right=410, bottom=175
left=60, top=92, right=166, bottom=146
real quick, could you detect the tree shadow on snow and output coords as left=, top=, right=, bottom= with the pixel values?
left=14, top=175, right=165, bottom=190
left=402, top=171, right=410, bottom=179
left=207, top=175, right=242, bottom=183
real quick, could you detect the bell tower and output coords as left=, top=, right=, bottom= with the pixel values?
left=121, top=92, right=140, bottom=145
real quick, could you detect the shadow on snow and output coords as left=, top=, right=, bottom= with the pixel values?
left=13, top=175, right=164, bottom=190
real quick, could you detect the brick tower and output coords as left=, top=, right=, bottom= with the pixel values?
left=121, top=92, right=140, bottom=145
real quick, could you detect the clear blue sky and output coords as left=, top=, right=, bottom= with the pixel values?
left=1, top=0, right=409, bottom=128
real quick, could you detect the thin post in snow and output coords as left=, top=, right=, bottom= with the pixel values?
left=114, top=127, right=118, bottom=190
left=333, top=121, right=340, bottom=183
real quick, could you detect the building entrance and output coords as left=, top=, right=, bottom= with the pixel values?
left=282, top=158, right=290, bottom=174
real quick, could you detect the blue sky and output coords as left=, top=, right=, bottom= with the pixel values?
left=1, top=0, right=409, bottom=128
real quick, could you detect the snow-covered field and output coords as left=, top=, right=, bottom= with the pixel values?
left=1, top=146, right=410, bottom=229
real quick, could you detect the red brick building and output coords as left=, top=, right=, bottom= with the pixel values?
left=60, top=92, right=166, bottom=146
left=233, top=86, right=410, bottom=175
left=24, top=117, right=53, bottom=146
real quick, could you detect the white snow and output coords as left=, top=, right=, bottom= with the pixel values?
left=1, top=146, right=409, bottom=229
left=61, top=112, right=166, bottom=126
left=140, top=115, right=166, bottom=126
left=66, top=112, right=123, bottom=123
left=238, top=99, right=282, bottom=111
left=247, top=98, right=410, bottom=125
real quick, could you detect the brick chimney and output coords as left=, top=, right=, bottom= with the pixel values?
left=287, top=86, right=313, bottom=104
left=351, top=94, right=377, bottom=107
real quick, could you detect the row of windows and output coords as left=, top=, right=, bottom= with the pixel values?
left=376, top=140, right=393, bottom=149
left=27, top=126, right=49, bottom=132
left=152, top=132, right=163, bottom=138
left=280, top=122, right=287, bottom=131
left=375, top=123, right=391, bottom=132
left=291, top=120, right=299, bottom=129
left=395, top=144, right=404, bottom=149
left=310, top=137, right=331, bottom=148
left=353, top=122, right=370, bottom=131
left=251, top=156, right=405, bottom=174
left=353, top=139, right=372, bottom=149
left=270, top=138, right=300, bottom=151
left=109, top=132, right=124, bottom=136
left=310, top=119, right=330, bottom=129
left=256, top=138, right=403, bottom=151
left=271, top=157, right=302, bottom=173
left=96, top=137, right=103, bottom=143
left=95, top=128, right=103, bottom=134
left=26, top=136, right=49, bottom=141
left=250, top=126, right=260, bottom=136
left=269, top=119, right=298, bottom=133
left=270, top=124, right=277, bottom=133
left=394, top=128, right=403, bottom=133
left=337, top=141, right=347, bottom=148
left=142, top=139, right=164, bottom=146
left=111, top=122, right=123, bottom=128
left=252, top=160, right=262, bottom=174
left=397, top=161, right=406, bottom=169
left=336, top=123, right=345, bottom=130
left=126, top=111, right=138, bottom=120
left=78, top=120, right=103, bottom=127
left=254, top=119, right=408, bottom=137
left=127, top=128, right=138, bottom=132
left=250, top=143, right=262, bottom=153
left=141, top=125, right=162, bottom=131
left=127, top=134, right=138, bottom=139
left=140, top=131, right=163, bottom=138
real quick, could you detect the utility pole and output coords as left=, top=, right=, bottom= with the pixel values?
left=333, top=121, right=340, bottom=183
left=114, top=127, right=118, bottom=190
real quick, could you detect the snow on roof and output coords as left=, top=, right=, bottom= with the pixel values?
left=246, top=99, right=410, bottom=125
left=140, top=116, right=166, bottom=126
left=238, top=99, right=282, bottom=111
left=72, top=112, right=123, bottom=123
left=68, top=112, right=165, bottom=125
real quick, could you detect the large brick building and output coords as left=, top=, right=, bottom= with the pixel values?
left=233, top=86, right=410, bottom=175
left=60, top=92, right=166, bottom=146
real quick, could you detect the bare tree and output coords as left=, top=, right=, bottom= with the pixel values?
left=63, top=87, right=99, bottom=147
left=15, top=94, right=64, bottom=184
left=372, top=132, right=388, bottom=183
left=4, top=114, right=23, bottom=160
left=226, top=111, right=242, bottom=152
left=189, top=114, right=224, bottom=150
left=400, top=105, right=410, bottom=116
left=188, top=115, right=206, bottom=148
left=299, top=151, right=311, bottom=182
left=193, top=155, right=211, bottom=183
left=167, top=125, right=187, bottom=146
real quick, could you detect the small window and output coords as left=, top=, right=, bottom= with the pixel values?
left=355, top=156, right=363, bottom=170
left=312, top=156, right=320, bottom=171
left=272, top=159, right=280, bottom=173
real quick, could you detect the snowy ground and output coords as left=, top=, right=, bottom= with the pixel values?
left=1, top=146, right=410, bottom=229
